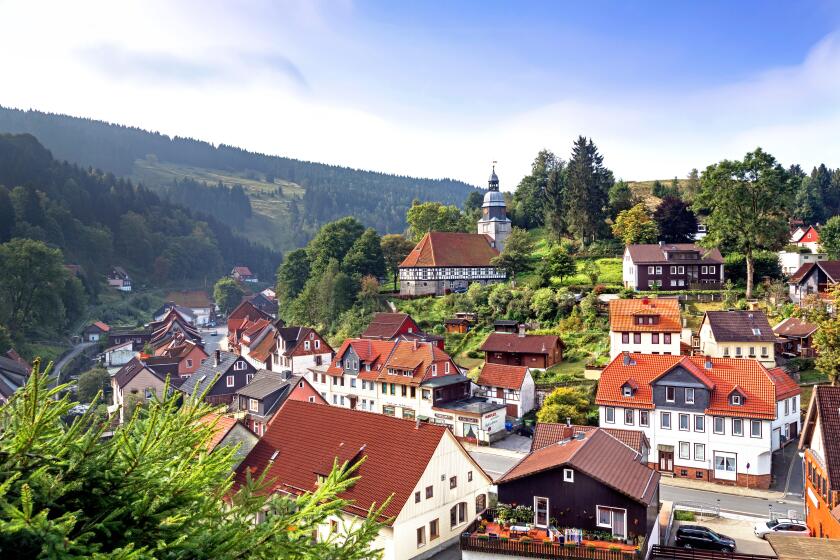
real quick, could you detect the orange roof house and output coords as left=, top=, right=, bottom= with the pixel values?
left=609, top=298, right=681, bottom=333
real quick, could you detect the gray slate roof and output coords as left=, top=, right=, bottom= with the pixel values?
left=626, top=243, right=723, bottom=264
left=703, top=310, right=776, bottom=343
left=235, top=370, right=296, bottom=400
left=179, top=351, right=240, bottom=396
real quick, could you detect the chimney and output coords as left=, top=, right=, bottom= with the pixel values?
left=413, top=339, right=418, bottom=350
left=659, top=241, right=664, bottom=247
left=622, top=351, right=631, bottom=366
left=415, top=416, right=421, bottom=430
left=518, top=324, right=525, bottom=338
left=566, top=417, right=571, bottom=427
left=214, top=349, right=221, bottom=366
left=704, top=356, right=713, bottom=370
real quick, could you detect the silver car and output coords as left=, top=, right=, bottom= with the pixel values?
left=753, top=519, right=809, bottom=539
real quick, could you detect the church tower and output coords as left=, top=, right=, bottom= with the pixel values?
left=477, top=163, right=512, bottom=251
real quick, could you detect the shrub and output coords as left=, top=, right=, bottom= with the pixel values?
left=674, top=510, right=696, bottom=521
left=787, top=357, right=815, bottom=373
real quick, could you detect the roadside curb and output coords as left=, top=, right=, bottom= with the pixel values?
left=660, top=476, right=785, bottom=501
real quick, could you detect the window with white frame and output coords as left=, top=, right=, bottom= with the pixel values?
left=648, top=266, right=655, bottom=274
left=679, top=413, right=689, bottom=431
left=595, top=506, right=626, bottom=538
left=750, top=420, right=762, bottom=438
left=685, top=388, right=695, bottom=404
left=732, top=418, right=743, bottom=436
left=246, top=373, right=254, bottom=383
left=248, top=398, right=258, bottom=412
left=713, top=416, right=724, bottom=434
left=731, top=394, right=742, bottom=406
left=666, top=386, right=675, bottom=402
left=416, top=526, right=426, bottom=548
left=315, top=339, right=320, bottom=349
left=226, top=375, right=235, bottom=387
left=640, top=410, right=649, bottom=427
left=304, top=341, right=310, bottom=351
left=563, top=469, right=574, bottom=482
left=622, top=386, right=632, bottom=397
left=679, top=441, right=690, bottom=459
left=661, top=411, right=671, bottom=429
left=624, top=409, right=634, bottom=425
left=605, top=407, right=615, bottom=423
left=694, top=443, right=705, bottom=462
left=694, top=415, right=704, bottom=432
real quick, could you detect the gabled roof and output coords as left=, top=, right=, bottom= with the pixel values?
left=236, top=370, right=295, bottom=400
left=399, top=232, right=500, bottom=268
left=88, top=321, right=110, bottom=332
left=789, top=260, right=840, bottom=285
left=796, top=225, right=820, bottom=243
left=165, top=290, right=213, bottom=309
left=701, top=310, right=776, bottom=343
left=234, top=400, right=481, bottom=524
left=327, top=339, right=458, bottom=385
left=498, top=429, right=659, bottom=506
left=625, top=243, right=723, bottom=264
left=179, top=351, right=246, bottom=396
left=113, top=357, right=168, bottom=388
left=361, top=312, right=415, bottom=339
left=800, top=385, right=840, bottom=489
left=479, top=332, right=562, bottom=355
left=477, top=362, right=529, bottom=390
left=532, top=423, right=649, bottom=456
left=596, top=353, right=783, bottom=419
left=774, top=317, right=819, bottom=339
left=232, top=266, right=253, bottom=276
left=609, top=298, right=681, bottom=333
left=327, top=339, right=396, bottom=377
left=198, top=413, right=240, bottom=452
left=767, top=368, right=801, bottom=401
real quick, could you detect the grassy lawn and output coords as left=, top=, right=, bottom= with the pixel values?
left=799, top=369, right=827, bottom=384
left=24, top=343, right=68, bottom=366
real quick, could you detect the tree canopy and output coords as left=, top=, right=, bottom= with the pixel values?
left=405, top=201, right=471, bottom=241
left=380, top=234, right=415, bottom=290
left=611, top=203, right=658, bottom=245
left=563, top=137, right=613, bottom=243
left=654, top=196, right=698, bottom=243
left=819, top=216, right=840, bottom=259
left=490, top=227, right=535, bottom=277
left=214, top=277, right=245, bottom=316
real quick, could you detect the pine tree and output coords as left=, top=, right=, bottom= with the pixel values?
left=563, top=136, right=613, bottom=244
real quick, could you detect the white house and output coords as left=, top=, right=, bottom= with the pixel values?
left=309, top=339, right=506, bottom=442
left=779, top=250, right=826, bottom=276
left=698, top=310, right=776, bottom=368
left=235, top=400, right=494, bottom=560
left=595, top=353, right=801, bottom=489
left=608, top=298, right=682, bottom=359
left=474, top=362, right=535, bottom=418
left=102, top=340, right=136, bottom=375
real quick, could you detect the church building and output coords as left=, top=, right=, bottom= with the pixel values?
left=398, top=166, right=510, bottom=296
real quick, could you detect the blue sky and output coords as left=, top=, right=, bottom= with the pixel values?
left=2, top=0, right=840, bottom=187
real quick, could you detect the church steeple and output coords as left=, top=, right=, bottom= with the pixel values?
left=477, top=162, right=511, bottom=251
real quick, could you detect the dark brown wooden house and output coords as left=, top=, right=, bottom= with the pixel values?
left=496, top=427, right=659, bottom=543
left=774, top=317, right=818, bottom=358
left=480, top=331, right=563, bottom=369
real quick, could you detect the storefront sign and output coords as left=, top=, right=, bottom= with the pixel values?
left=458, top=416, right=479, bottom=424
left=434, top=413, right=453, bottom=420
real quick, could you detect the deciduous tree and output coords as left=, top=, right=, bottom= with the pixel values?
left=539, top=245, right=576, bottom=285
left=380, top=234, right=415, bottom=290
left=214, top=277, right=245, bottom=316
left=76, top=366, right=110, bottom=403
left=820, top=216, right=840, bottom=259
left=343, top=228, right=385, bottom=279
left=536, top=387, right=592, bottom=425
left=611, top=203, right=658, bottom=245
left=490, top=227, right=534, bottom=277
left=694, top=148, right=794, bottom=298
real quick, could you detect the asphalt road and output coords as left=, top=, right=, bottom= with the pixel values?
left=468, top=449, right=805, bottom=519
left=51, top=341, right=95, bottom=384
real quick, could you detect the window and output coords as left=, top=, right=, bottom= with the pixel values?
left=679, top=414, right=689, bottom=431
left=678, top=266, right=684, bottom=274
left=664, top=333, right=671, bottom=344
left=534, top=497, right=549, bottom=527
left=308, top=396, right=315, bottom=403
left=449, top=476, right=457, bottom=489
left=733, top=418, right=743, bottom=436
left=621, top=332, right=629, bottom=343
left=432, top=364, right=437, bottom=375
left=144, top=387, right=154, bottom=399
left=186, top=359, right=193, bottom=368
left=731, top=394, right=742, bottom=406
left=633, top=333, right=641, bottom=344
left=652, top=333, right=659, bottom=344
left=723, top=346, right=730, bottom=357
left=416, top=526, right=426, bottom=548
left=784, top=399, right=789, bottom=415
left=430, top=519, right=439, bottom=540
left=468, top=470, right=473, bottom=482
left=561, top=468, right=575, bottom=482
left=226, top=375, right=235, bottom=387
left=751, top=420, right=762, bottom=438
left=315, top=339, right=320, bottom=349
left=701, top=266, right=708, bottom=274
left=415, top=491, right=421, bottom=503
left=709, top=266, right=716, bottom=274
left=694, top=415, right=704, bottom=432
left=661, top=411, right=671, bottom=429
left=648, top=266, right=655, bottom=274
left=622, top=386, right=632, bottom=397
left=248, top=398, right=258, bottom=412
left=685, top=388, right=695, bottom=404
left=666, top=387, right=675, bottom=402
left=475, top=493, right=486, bottom=513
left=656, top=266, right=662, bottom=275
left=304, top=341, right=310, bottom=351
left=679, top=441, right=690, bottom=460
left=595, top=506, right=627, bottom=538
left=450, top=502, right=467, bottom=528
left=605, top=407, right=615, bottom=423
left=714, top=416, right=724, bottom=434
left=246, top=373, right=254, bottom=383
left=233, top=361, right=246, bottom=371
left=735, top=347, right=742, bottom=357
left=422, top=389, right=431, bottom=400
left=640, top=410, right=649, bottom=426
left=761, top=346, right=768, bottom=357
left=694, top=443, right=705, bottom=462
left=426, top=485, right=433, bottom=499
left=749, top=346, right=755, bottom=357
left=624, top=409, right=634, bottom=425
left=383, top=405, right=395, bottom=417
left=350, top=378, right=356, bottom=388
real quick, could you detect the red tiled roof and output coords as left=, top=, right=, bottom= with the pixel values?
left=625, top=243, right=723, bottom=264
left=532, top=423, right=649, bottom=455
left=233, top=266, right=253, bottom=276
left=596, top=353, right=785, bottom=419
left=92, top=321, right=110, bottom=332
left=361, top=312, right=414, bottom=339
left=234, top=400, right=478, bottom=524
left=327, top=339, right=397, bottom=378
left=399, top=232, right=500, bottom=268
left=774, top=317, right=818, bottom=338
left=198, top=413, right=238, bottom=452
left=609, top=298, right=681, bottom=333
left=767, top=367, right=801, bottom=400
left=479, top=332, right=562, bottom=355
left=477, top=362, right=529, bottom=390
left=499, top=429, right=659, bottom=505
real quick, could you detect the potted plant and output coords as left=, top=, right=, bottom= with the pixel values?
left=609, top=545, right=621, bottom=552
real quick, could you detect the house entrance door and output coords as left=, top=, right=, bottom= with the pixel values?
left=659, top=450, right=673, bottom=472
left=687, top=266, right=699, bottom=283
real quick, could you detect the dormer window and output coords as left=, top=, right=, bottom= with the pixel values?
left=731, top=394, right=742, bottom=406
left=623, top=386, right=632, bottom=397
left=752, top=328, right=761, bottom=336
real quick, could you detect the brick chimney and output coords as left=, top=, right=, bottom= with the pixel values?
left=518, top=324, right=525, bottom=338
left=214, top=349, right=221, bottom=366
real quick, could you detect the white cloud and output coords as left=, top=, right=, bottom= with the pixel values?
left=0, top=1, right=839, bottom=189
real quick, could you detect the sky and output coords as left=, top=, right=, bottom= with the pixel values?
left=2, top=0, right=840, bottom=188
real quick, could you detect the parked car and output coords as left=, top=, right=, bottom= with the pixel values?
left=753, top=519, right=809, bottom=539
left=675, top=525, right=736, bottom=552
left=452, top=286, right=468, bottom=294
left=516, top=425, right=534, bottom=437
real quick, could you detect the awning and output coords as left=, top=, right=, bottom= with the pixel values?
left=417, top=415, right=430, bottom=422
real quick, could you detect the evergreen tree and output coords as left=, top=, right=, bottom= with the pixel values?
left=608, top=180, right=635, bottom=219
left=0, top=364, right=385, bottom=559
left=563, top=136, right=613, bottom=243
left=794, top=175, right=822, bottom=224
left=654, top=196, right=698, bottom=243
left=0, top=186, right=14, bottom=242
left=511, top=150, right=562, bottom=229
left=543, top=160, right=567, bottom=241
left=684, top=169, right=701, bottom=201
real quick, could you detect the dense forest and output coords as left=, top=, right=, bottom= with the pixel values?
left=0, top=133, right=280, bottom=285
left=0, top=106, right=480, bottom=246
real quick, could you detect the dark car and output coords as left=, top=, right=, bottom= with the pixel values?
left=675, top=525, right=736, bottom=552
left=516, top=425, right=534, bottom=437
left=452, top=286, right=468, bottom=294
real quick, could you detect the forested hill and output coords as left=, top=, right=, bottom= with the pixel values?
left=0, top=106, right=480, bottom=249
left=0, top=133, right=280, bottom=284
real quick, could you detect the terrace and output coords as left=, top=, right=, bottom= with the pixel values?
left=461, top=507, right=643, bottom=559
